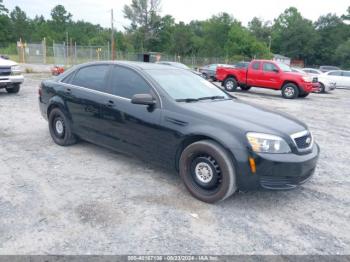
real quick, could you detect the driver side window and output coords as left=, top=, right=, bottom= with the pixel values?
left=110, top=66, right=151, bottom=99
left=263, top=63, right=278, bottom=72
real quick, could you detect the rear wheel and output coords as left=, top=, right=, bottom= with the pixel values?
left=179, top=140, right=237, bottom=203
left=202, top=73, right=208, bottom=79
left=223, top=77, right=238, bottom=92
left=6, top=84, right=20, bottom=94
left=281, top=83, right=299, bottom=99
left=48, top=108, right=77, bottom=146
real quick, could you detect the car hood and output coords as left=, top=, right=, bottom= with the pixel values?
left=181, top=99, right=307, bottom=136
left=283, top=71, right=304, bottom=78
left=0, top=58, right=17, bottom=67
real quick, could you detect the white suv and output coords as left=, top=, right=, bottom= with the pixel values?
left=0, top=57, right=24, bottom=93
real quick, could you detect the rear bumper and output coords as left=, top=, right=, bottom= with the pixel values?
left=0, top=75, right=24, bottom=87
left=39, top=99, right=48, bottom=120
left=234, top=143, right=320, bottom=191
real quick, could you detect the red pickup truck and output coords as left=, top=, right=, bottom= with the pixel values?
left=216, top=60, right=316, bottom=99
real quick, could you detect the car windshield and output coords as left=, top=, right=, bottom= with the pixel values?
left=146, top=69, right=230, bottom=101
left=276, top=62, right=292, bottom=72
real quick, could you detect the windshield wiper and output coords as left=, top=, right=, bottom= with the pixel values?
left=197, top=96, right=227, bottom=101
left=175, top=98, right=199, bottom=103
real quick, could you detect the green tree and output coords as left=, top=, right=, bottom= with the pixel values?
left=335, top=39, right=350, bottom=69
left=248, top=17, right=272, bottom=45
left=226, top=23, right=271, bottom=60
left=49, top=5, right=72, bottom=41
left=0, top=0, right=11, bottom=46
left=10, top=6, right=31, bottom=41
left=123, top=0, right=162, bottom=51
left=0, top=0, right=8, bottom=14
left=341, top=6, right=350, bottom=20
left=272, top=7, right=318, bottom=62
left=200, top=13, right=236, bottom=57
left=313, top=13, right=350, bottom=65
left=171, top=22, right=194, bottom=56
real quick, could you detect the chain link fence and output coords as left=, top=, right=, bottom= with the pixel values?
left=10, top=40, right=250, bottom=68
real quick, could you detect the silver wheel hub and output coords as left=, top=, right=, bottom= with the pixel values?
left=285, top=86, right=295, bottom=97
left=55, top=120, right=64, bottom=134
left=226, top=81, right=234, bottom=89
left=195, top=162, right=214, bottom=183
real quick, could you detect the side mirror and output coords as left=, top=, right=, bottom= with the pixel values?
left=131, top=93, right=156, bottom=106
left=273, top=68, right=279, bottom=73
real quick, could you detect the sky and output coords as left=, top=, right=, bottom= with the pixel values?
left=3, top=0, right=350, bottom=29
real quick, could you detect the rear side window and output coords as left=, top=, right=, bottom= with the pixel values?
left=71, top=65, right=110, bottom=92
left=343, top=71, right=350, bottom=77
left=61, top=72, right=75, bottom=84
left=328, top=71, right=342, bottom=76
left=110, top=66, right=151, bottom=99
left=263, top=63, right=278, bottom=72
left=251, top=62, right=260, bottom=70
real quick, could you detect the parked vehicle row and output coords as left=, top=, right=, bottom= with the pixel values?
left=38, top=61, right=320, bottom=203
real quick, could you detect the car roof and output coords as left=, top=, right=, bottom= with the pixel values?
left=76, top=60, right=181, bottom=71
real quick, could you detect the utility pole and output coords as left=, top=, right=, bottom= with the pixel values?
left=111, top=9, right=115, bottom=60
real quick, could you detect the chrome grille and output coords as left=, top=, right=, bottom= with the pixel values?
left=291, top=130, right=313, bottom=151
left=0, top=67, right=11, bottom=76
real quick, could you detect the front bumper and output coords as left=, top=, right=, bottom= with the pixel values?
left=326, top=82, right=336, bottom=91
left=300, top=82, right=314, bottom=93
left=234, top=143, right=320, bottom=191
left=0, top=75, right=24, bottom=87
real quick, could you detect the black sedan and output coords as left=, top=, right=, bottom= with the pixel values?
left=39, top=61, right=320, bottom=203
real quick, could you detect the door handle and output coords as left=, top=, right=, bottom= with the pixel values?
left=64, top=88, right=71, bottom=94
left=106, top=100, right=114, bottom=108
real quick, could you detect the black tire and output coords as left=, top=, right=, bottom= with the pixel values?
left=240, top=86, right=251, bottom=91
left=48, top=107, right=77, bottom=146
left=179, top=140, right=237, bottom=203
left=223, top=77, right=238, bottom=92
left=6, top=84, right=20, bottom=94
left=202, top=73, right=208, bottom=79
left=319, top=83, right=326, bottom=93
left=281, top=83, right=299, bottom=99
left=299, top=92, right=310, bottom=98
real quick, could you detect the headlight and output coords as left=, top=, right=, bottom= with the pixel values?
left=302, top=76, right=312, bottom=82
left=11, top=65, right=21, bottom=75
left=246, top=132, right=291, bottom=154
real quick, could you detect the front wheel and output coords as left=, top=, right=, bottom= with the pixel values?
left=223, top=77, right=238, bottom=92
left=6, top=84, right=20, bottom=94
left=48, top=108, right=77, bottom=146
left=281, top=83, right=299, bottom=99
left=318, top=83, right=326, bottom=93
left=179, top=140, right=237, bottom=203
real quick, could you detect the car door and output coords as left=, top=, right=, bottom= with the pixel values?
left=247, top=61, right=261, bottom=87
left=327, top=71, right=344, bottom=87
left=261, top=62, right=281, bottom=89
left=100, top=65, right=170, bottom=164
left=65, top=64, right=111, bottom=141
left=342, top=71, right=350, bottom=88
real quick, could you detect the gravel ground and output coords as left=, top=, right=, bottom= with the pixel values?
left=0, top=74, right=349, bottom=255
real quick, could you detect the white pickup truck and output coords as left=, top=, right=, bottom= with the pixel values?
left=0, top=57, right=24, bottom=93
